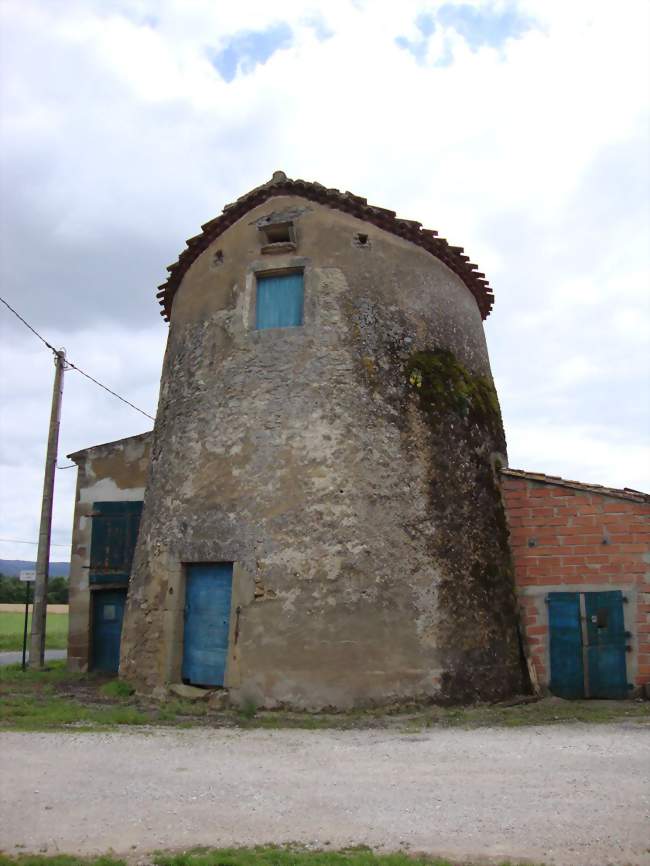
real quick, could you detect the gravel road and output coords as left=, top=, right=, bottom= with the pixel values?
left=1, top=724, right=648, bottom=865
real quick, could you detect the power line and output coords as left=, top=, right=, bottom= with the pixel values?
left=0, top=538, right=69, bottom=547
left=65, top=358, right=155, bottom=421
left=0, top=295, right=57, bottom=353
left=0, top=294, right=155, bottom=421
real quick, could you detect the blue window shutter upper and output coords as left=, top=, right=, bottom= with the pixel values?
left=256, top=272, right=304, bottom=329
left=89, top=501, right=143, bottom=585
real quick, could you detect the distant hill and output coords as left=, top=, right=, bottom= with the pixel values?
left=0, top=560, right=69, bottom=578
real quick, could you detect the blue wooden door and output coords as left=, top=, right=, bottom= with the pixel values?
left=549, top=590, right=628, bottom=699
left=256, top=273, right=304, bottom=329
left=92, top=589, right=127, bottom=673
left=182, top=563, right=233, bottom=687
left=585, top=591, right=628, bottom=698
left=548, top=592, right=584, bottom=698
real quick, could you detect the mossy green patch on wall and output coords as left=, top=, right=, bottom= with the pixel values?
left=406, top=349, right=503, bottom=443
left=402, top=347, right=526, bottom=704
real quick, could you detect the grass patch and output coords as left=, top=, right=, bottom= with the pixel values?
left=413, top=698, right=650, bottom=729
left=0, top=661, right=148, bottom=731
left=0, top=857, right=125, bottom=866
left=239, top=695, right=259, bottom=720
left=100, top=679, right=135, bottom=699
left=0, top=848, right=542, bottom=866
left=0, top=611, right=68, bottom=651
left=0, top=660, right=647, bottom=733
left=0, top=693, right=150, bottom=731
left=0, top=659, right=77, bottom=688
left=155, top=851, right=472, bottom=866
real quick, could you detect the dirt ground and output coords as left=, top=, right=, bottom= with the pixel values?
left=1, top=724, right=648, bottom=866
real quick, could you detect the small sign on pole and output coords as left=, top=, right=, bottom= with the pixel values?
left=19, top=572, right=35, bottom=670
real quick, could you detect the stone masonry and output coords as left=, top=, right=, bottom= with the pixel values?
left=116, top=173, right=527, bottom=709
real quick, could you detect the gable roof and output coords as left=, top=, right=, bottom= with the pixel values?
left=67, top=431, right=153, bottom=462
left=156, top=171, right=494, bottom=322
left=501, top=468, right=650, bottom=503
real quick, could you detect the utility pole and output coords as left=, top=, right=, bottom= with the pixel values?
left=29, top=348, right=66, bottom=668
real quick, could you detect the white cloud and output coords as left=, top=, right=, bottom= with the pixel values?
left=0, top=0, right=648, bottom=560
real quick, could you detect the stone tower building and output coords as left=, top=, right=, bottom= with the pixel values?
left=119, top=171, right=526, bottom=708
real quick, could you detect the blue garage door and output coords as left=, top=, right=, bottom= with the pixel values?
left=548, top=590, right=628, bottom=699
left=182, top=563, right=233, bottom=687
left=92, top=589, right=127, bottom=673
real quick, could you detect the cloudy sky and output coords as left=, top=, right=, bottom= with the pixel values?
left=0, top=0, right=648, bottom=563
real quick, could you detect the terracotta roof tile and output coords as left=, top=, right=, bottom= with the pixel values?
left=156, top=171, right=495, bottom=322
left=501, top=468, right=650, bottom=503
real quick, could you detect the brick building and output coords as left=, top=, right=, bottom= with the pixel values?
left=502, top=469, right=650, bottom=698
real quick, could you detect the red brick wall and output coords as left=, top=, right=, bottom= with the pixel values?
left=501, top=472, right=650, bottom=691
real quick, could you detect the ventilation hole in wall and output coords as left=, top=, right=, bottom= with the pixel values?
left=213, top=250, right=224, bottom=266
left=355, top=233, right=369, bottom=246
left=264, top=223, right=292, bottom=244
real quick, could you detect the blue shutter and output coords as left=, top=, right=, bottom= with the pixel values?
left=548, top=592, right=584, bottom=698
left=89, top=501, right=143, bottom=585
left=256, top=272, right=304, bottom=329
left=585, top=591, right=628, bottom=698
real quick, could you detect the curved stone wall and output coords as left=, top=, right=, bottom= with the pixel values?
left=120, top=195, right=526, bottom=708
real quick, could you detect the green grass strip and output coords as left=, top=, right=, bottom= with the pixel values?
left=0, top=848, right=540, bottom=866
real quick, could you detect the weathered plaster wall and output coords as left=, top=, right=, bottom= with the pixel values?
left=67, top=433, right=151, bottom=671
left=121, top=195, right=525, bottom=708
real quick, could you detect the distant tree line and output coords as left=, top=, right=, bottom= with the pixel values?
left=0, top=574, right=68, bottom=604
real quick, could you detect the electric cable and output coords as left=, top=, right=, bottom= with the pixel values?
left=0, top=294, right=155, bottom=421
left=0, top=538, right=69, bottom=547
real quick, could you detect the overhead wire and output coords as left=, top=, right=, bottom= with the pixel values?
left=64, top=358, right=155, bottom=421
left=0, top=294, right=155, bottom=421
left=0, top=295, right=58, bottom=353
left=0, top=538, right=69, bottom=547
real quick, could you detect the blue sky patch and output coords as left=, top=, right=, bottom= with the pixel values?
left=396, top=2, right=534, bottom=64
left=210, top=23, right=293, bottom=83
left=303, top=14, right=334, bottom=42
left=437, top=3, right=533, bottom=50
left=395, top=13, right=436, bottom=64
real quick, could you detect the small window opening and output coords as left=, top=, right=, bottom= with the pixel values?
left=213, top=250, right=224, bottom=266
left=265, top=224, right=292, bottom=244
left=256, top=270, right=304, bottom=330
left=260, top=221, right=296, bottom=253
left=353, top=232, right=371, bottom=248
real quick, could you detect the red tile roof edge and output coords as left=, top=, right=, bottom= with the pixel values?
left=156, top=171, right=494, bottom=322
left=501, top=468, right=650, bottom=503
